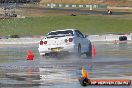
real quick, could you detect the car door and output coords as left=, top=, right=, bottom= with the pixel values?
left=75, top=30, right=86, bottom=53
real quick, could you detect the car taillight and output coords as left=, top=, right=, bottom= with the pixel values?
left=69, top=38, right=73, bottom=42
left=43, top=41, right=47, bottom=44
left=40, top=41, right=43, bottom=45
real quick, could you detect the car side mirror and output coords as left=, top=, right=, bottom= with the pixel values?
left=84, top=35, right=88, bottom=38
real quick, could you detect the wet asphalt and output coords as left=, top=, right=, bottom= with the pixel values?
left=0, top=42, right=132, bottom=88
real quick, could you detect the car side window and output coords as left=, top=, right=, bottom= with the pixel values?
left=75, top=30, right=84, bottom=38
left=75, top=31, right=80, bottom=37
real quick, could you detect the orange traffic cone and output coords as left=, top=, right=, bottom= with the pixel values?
left=26, top=50, right=34, bottom=60
left=92, top=45, right=95, bottom=58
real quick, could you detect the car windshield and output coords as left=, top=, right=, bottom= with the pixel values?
left=48, top=30, right=73, bottom=36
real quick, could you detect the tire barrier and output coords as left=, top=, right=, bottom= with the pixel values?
left=107, top=10, right=112, bottom=15
left=71, top=14, right=76, bottom=16
left=119, top=36, right=127, bottom=41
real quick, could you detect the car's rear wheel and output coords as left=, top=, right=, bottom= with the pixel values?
left=40, top=54, right=48, bottom=59
left=86, top=42, right=92, bottom=58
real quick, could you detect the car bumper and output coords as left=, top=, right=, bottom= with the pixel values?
left=38, top=44, right=75, bottom=55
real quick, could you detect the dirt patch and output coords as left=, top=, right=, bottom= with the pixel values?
left=17, top=7, right=80, bottom=17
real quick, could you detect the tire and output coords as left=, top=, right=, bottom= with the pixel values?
left=77, top=44, right=81, bottom=57
left=86, top=42, right=92, bottom=57
left=119, top=36, right=127, bottom=41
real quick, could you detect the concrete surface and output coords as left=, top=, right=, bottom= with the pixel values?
left=0, top=38, right=41, bottom=44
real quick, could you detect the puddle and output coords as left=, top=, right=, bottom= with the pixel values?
left=0, top=43, right=132, bottom=87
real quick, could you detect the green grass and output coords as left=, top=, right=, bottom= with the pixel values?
left=0, top=15, right=132, bottom=36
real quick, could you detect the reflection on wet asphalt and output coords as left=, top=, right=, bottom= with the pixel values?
left=0, top=42, right=132, bottom=88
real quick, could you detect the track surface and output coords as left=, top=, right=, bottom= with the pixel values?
left=0, top=42, right=132, bottom=87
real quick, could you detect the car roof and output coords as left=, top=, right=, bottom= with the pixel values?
left=49, top=29, right=77, bottom=33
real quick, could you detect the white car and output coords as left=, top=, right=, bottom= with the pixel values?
left=38, top=29, right=92, bottom=57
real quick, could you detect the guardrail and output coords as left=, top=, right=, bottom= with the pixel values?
left=45, top=3, right=107, bottom=10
